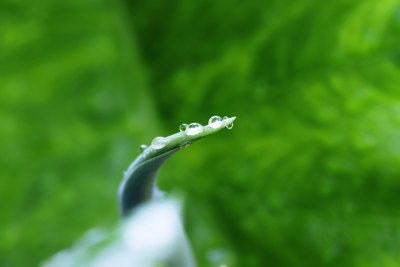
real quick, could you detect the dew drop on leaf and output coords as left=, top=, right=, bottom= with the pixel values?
left=139, top=144, right=148, bottom=152
left=208, top=115, right=222, bottom=128
left=186, top=123, right=203, bottom=135
left=151, top=137, right=169, bottom=149
left=179, top=123, right=188, bottom=132
left=223, top=116, right=233, bottom=129
left=180, top=141, right=191, bottom=148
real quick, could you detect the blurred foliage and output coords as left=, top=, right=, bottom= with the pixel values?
left=1, top=0, right=400, bottom=266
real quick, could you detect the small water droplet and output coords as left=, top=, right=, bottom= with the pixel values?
left=186, top=123, right=203, bottom=136
left=223, top=116, right=234, bottom=129
left=151, top=136, right=168, bottom=149
left=180, top=141, right=191, bottom=148
left=139, top=144, right=147, bottom=152
left=208, top=115, right=222, bottom=128
left=179, top=123, right=188, bottom=132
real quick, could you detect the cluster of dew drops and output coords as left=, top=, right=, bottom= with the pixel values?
left=139, top=116, right=234, bottom=152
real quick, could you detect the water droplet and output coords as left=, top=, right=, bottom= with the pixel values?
left=180, top=141, right=191, bottom=148
left=151, top=136, right=168, bottom=149
left=179, top=123, right=188, bottom=132
left=139, top=144, right=147, bottom=152
left=186, top=123, right=203, bottom=135
left=208, top=115, right=222, bottom=128
left=223, top=116, right=234, bottom=129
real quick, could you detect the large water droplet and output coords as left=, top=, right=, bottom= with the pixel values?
left=186, top=123, right=203, bottom=136
left=208, top=115, right=222, bottom=128
left=151, top=136, right=168, bottom=149
left=139, top=144, right=147, bottom=152
left=179, top=123, right=188, bottom=132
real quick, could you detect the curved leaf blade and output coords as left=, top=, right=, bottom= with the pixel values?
left=118, top=116, right=236, bottom=216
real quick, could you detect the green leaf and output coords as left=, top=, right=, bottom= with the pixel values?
left=118, top=116, right=236, bottom=216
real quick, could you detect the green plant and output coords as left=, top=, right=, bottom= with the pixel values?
left=118, top=115, right=236, bottom=216
left=42, top=116, right=236, bottom=267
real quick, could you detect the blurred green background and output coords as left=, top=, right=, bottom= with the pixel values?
left=2, top=0, right=400, bottom=266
